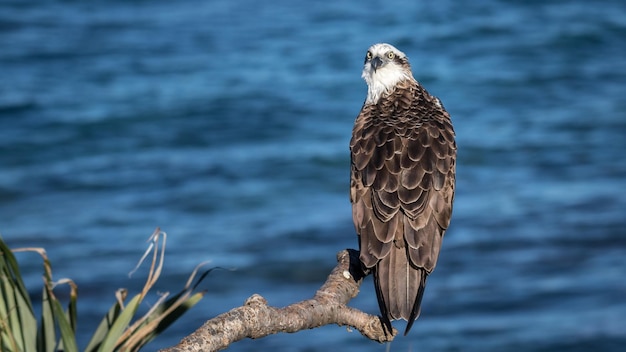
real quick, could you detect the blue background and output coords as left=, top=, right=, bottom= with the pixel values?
left=1, top=1, right=625, bottom=351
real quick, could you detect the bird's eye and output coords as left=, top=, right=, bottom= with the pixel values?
left=387, top=52, right=395, bottom=59
left=366, top=51, right=372, bottom=60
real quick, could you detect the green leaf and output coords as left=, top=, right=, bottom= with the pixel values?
left=51, top=294, right=78, bottom=352
left=0, top=277, right=20, bottom=352
left=1, top=275, right=20, bottom=349
left=84, top=293, right=124, bottom=352
left=0, top=236, right=34, bottom=309
left=97, top=294, right=142, bottom=352
left=67, top=284, right=78, bottom=333
left=0, top=277, right=38, bottom=352
left=0, top=236, right=38, bottom=352
left=148, top=291, right=206, bottom=341
left=37, top=286, right=56, bottom=352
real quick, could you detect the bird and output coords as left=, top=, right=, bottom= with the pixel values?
left=349, top=43, right=456, bottom=335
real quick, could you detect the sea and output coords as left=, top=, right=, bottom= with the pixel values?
left=1, top=1, right=625, bottom=351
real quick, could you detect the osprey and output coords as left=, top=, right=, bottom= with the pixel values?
left=350, top=43, right=456, bottom=335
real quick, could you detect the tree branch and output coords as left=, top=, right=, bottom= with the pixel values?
left=159, top=249, right=396, bottom=352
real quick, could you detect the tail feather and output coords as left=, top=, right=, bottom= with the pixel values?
left=373, top=245, right=428, bottom=335
left=373, top=268, right=393, bottom=334
left=404, top=272, right=426, bottom=335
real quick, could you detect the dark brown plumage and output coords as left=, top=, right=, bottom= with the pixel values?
left=350, top=43, right=456, bottom=335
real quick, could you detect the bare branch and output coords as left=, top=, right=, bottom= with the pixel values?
left=159, top=249, right=396, bottom=352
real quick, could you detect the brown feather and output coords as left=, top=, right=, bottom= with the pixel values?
left=400, top=165, right=427, bottom=190
left=386, top=153, right=402, bottom=175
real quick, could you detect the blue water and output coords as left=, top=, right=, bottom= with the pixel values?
left=2, top=1, right=625, bottom=351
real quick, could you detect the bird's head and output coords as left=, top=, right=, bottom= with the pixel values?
left=361, top=43, right=414, bottom=104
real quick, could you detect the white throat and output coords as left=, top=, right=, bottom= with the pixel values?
left=362, top=67, right=412, bottom=104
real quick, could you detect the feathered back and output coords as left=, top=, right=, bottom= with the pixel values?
left=350, top=77, right=456, bottom=334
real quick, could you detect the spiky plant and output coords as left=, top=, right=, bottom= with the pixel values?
left=0, top=228, right=208, bottom=352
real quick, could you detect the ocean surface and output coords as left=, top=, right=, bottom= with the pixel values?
left=1, top=1, right=625, bottom=351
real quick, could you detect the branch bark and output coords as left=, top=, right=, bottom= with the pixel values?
left=159, top=249, right=396, bottom=352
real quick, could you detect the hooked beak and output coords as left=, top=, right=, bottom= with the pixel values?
left=371, top=56, right=383, bottom=71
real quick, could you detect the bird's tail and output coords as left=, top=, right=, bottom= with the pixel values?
left=373, top=244, right=427, bottom=335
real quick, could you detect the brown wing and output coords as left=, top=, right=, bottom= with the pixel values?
left=350, top=83, right=456, bottom=334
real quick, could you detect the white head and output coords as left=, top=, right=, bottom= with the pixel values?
left=361, top=43, right=414, bottom=104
